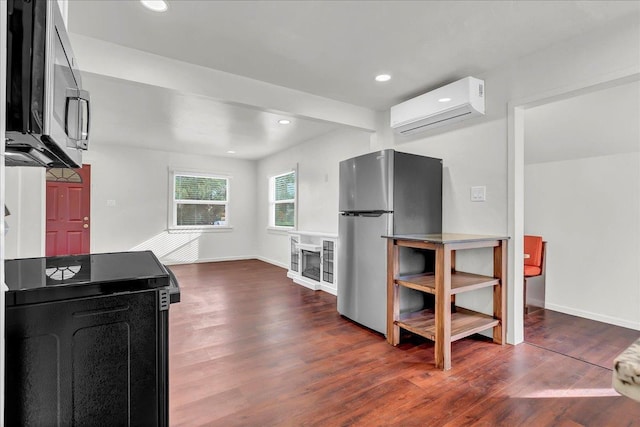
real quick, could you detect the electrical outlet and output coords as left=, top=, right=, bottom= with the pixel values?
left=471, top=186, right=486, bottom=202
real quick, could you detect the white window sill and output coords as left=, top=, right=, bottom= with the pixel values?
left=168, top=226, right=234, bottom=234
left=266, top=226, right=295, bottom=235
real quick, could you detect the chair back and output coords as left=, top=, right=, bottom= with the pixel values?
left=524, top=235, right=543, bottom=267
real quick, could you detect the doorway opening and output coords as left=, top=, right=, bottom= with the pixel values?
left=45, top=164, right=91, bottom=256
left=517, top=80, right=640, bottom=369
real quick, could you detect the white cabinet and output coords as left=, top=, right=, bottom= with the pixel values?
left=287, top=231, right=338, bottom=295
left=289, top=234, right=300, bottom=274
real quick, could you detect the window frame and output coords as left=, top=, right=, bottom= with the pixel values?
left=170, top=170, right=231, bottom=231
left=269, top=170, right=297, bottom=230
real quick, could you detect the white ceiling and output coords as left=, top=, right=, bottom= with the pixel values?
left=83, top=73, right=341, bottom=159
left=67, top=0, right=640, bottom=159
left=525, top=80, right=640, bottom=165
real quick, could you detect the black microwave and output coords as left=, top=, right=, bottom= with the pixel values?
left=5, top=0, right=90, bottom=168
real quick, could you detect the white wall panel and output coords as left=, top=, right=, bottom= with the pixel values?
left=4, top=168, right=45, bottom=258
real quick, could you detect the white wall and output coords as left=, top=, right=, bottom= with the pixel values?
left=4, top=168, right=45, bottom=259
left=83, top=144, right=258, bottom=264
left=57, top=0, right=68, bottom=26
left=256, top=128, right=371, bottom=267
left=524, top=153, right=640, bottom=329
left=524, top=81, right=640, bottom=164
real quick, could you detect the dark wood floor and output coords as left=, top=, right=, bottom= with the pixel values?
left=168, top=260, right=640, bottom=426
left=525, top=308, right=639, bottom=370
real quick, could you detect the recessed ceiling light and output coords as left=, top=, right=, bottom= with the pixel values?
left=140, top=0, right=168, bottom=12
left=375, top=74, right=391, bottom=82
left=227, top=150, right=236, bottom=154
left=438, top=97, right=452, bottom=103
left=278, top=119, right=291, bottom=125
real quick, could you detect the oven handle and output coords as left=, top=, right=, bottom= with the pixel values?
left=65, top=89, right=91, bottom=149
left=77, top=89, right=90, bottom=148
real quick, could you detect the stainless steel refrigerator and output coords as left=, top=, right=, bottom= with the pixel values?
left=337, top=149, right=442, bottom=335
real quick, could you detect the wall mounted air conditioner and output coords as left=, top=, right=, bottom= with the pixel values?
left=390, top=76, right=485, bottom=136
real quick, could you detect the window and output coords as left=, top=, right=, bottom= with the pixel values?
left=269, top=170, right=296, bottom=228
left=172, top=172, right=229, bottom=229
left=46, top=168, right=82, bottom=183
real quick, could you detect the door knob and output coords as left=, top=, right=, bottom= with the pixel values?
left=84, top=217, right=89, bottom=221
left=83, top=224, right=89, bottom=229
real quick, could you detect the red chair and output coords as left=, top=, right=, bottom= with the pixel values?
left=524, top=235, right=546, bottom=314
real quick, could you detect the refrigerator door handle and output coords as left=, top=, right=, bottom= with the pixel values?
left=340, top=211, right=389, bottom=217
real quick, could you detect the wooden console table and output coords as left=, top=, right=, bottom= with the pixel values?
left=384, top=233, right=508, bottom=370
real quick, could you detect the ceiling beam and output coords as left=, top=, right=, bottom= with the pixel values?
left=70, top=34, right=377, bottom=132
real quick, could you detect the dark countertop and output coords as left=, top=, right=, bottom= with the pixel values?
left=5, top=251, right=179, bottom=306
left=382, top=233, right=510, bottom=243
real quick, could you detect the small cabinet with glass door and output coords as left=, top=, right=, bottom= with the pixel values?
left=290, top=235, right=300, bottom=274
left=287, top=232, right=338, bottom=295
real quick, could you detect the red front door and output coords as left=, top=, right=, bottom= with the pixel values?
left=46, top=165, right=91, bottom=256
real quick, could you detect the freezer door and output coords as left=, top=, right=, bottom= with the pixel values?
left=392, top=153, right=443, bottom=234
left=337, top=212, right=391, bottom=334
left=339, top=150, right=393, bottom=212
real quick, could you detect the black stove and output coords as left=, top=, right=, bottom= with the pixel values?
left=5, top=250, right=180, bottom=306
left=4, top=250, right=179, bottom=426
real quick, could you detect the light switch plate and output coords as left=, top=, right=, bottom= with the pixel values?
left=471, top=186, right=486, bottom=202
left=106, top=199, right=117, bottom=207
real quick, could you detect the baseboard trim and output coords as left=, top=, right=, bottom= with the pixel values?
left=286, top=271, right=337, bottom=295
left=256, top=256, right=288, bottom=270
left=545, top=302, right=640, bottom=330
left=527, top=297, right=545, bottom=308
left=162, top=255, right=291, bottom=269
left=162, top=255, right=255, bottom=266
left=319, top=284, right=337, bottom=296
left=291, top=276, right=320, bottom=291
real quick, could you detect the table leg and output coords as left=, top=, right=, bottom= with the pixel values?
left=493, top=239, right=507, bottom=345
left=434, top=244, right=452, bottom=370
left=387, top=239, right=400, bottom=345
left=450, top=250, right=456, bottom=311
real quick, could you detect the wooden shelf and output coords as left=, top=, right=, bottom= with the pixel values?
left=396, top=271, right=499, bottom=295
left=386, top=234, right=507, bottom=370
left=396, top=307, right=499, bottom=343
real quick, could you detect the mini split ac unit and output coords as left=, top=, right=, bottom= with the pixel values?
left=390, top=76, right=485, bottom=135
